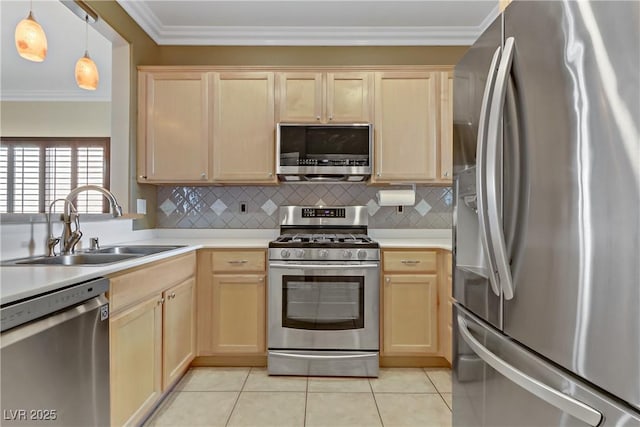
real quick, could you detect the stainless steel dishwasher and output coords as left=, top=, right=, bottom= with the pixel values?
left=1, top=277, right=110, bottom=426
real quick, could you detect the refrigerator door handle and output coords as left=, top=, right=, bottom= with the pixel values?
left=475, top=46, right=503, bottom=297
left=486, top=36, right=516, bottom=300
left=457, top=315, right=603, bottom=426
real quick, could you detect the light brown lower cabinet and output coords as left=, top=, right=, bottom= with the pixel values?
left=381, top=249, right=451, bottom=367
left=196, top=249, right=267, bottom=365
left=108, top=253, right=196, bottom=427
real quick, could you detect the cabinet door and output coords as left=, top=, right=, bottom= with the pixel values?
left=439, top=71, right=453, bottom=181
left=277, top=72, right=323, bottom=122
left=212, top=72, right=276, bottom=183
left=110, top=295, right=163, bottom=427
left=162, top=277, right=196, bottom=390
left=382, top=274, right=438, bottom=355
left=139, top=72, right=210, bottom=182
left=210, top=274, right=266, bottom=354
left=374, top=72, right=438, bottom=182
left=326, top=72, right=372, bottom=123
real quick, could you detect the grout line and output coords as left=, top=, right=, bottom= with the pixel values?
left=369, top=376, right=385, bottom=427
left=423, top=368, right=441, bottom=394
left=439, top=392, right=453, bottom=412
left=303, top=375, right=309, bottom=427
left=224, top=368, right=251, bottom=427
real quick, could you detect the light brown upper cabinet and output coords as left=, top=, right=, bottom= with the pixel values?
left=211, top=72, right=276, bottom=183
left=373, top=71, right=439, bottom=183
left=277, top=72, right=372, bottom=123
left=440, top=71, right=453, bottom=181
left=138, top=71, right=211, bottom=183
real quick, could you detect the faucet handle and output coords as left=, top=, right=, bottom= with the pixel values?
left=47, top=237, right=60, bottom=257
left=89, top=237, right=100, bottom=251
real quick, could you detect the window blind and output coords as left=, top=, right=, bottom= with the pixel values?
left=0, top=138, right=110, bottom=214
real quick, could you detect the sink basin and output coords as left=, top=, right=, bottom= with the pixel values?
left=91, top=245, right=184, bottom=256
left=14, top=253, right=139, bottom=266
left=3, top=245, right=184, bottom=266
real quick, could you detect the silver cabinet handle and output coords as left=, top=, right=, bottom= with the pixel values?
left=475, top=46, right=502, bottom=298
left=227, top=260, right=248, bottom=265
left=486, top=37, right=516, bottom=300
left=139, top=175, right=147, bottom=180
left=400, top=260, right=420, bottom=265
left=170, top=292, right=176, bottom=299
left=201, top=172, right=207, bottom=179
left=457, top=315, right=602, bottom=426
left=271, top=351, right=376, bottom=360
left=157, top=298, right=165, bottom=305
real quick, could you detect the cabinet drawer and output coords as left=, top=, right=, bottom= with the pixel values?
left=211, top=250, right=266, bottom=272
left=383, top=251, right=437, bottom=273
left=109, top=253, right=196, bottom=313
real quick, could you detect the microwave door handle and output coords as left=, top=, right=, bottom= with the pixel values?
left=269, top=263, right=380, bottom=270
left=486, top=37, right=516, bottom=300
left=476, top=46, right=503, bottom=297
left=457, top=315, right=602, bottom=426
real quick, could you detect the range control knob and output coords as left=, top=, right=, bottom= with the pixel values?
left=318, top=249, right=329, bottom=259
left=295, top=249, right=305, bottom=258
left=357, top=250, right=367, bottom=260
left=342, top=250, right=353, bottom=259
left=280, top=249, right=291, bottom=258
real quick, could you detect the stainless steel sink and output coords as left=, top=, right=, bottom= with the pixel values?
left=14, top=253, right=139, bottom=266
left=91, top=245, right=183, bottom=256
left=3, top=245, right=184, bottom=266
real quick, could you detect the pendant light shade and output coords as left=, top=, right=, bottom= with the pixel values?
left=75, top=15, right=99, bottom=91
left=75, top=51, right=99, bottom=90
left=15, top=11, right=48, bottom=62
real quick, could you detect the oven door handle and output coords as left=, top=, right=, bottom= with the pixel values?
left=270, top=351, right=377, bottom=360
left=269, top=262, right=380, bottom=269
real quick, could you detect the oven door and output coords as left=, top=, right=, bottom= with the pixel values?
left=268, top=261, right=379, bottom=350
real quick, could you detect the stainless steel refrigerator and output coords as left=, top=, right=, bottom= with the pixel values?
left=452, top=1, right=640, bottom=425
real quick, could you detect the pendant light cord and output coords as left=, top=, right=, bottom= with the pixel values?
left=84, top=15, right=89, bottom=55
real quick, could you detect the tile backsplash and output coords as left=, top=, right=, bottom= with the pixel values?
left=156, top=184, right=453, bottom=229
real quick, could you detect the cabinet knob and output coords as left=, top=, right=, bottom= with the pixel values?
left=171, top=292, right=176, bottom=299
left=158, top=298, right=165, bottom=305
left=316, top=116, right=321, bottom=121
left=377, top=173, right=381, bottom=177
left=259, top=277, right=264, bottom=282
left=268, top=172, right=273, bottom=177
left=329, top=116, right=333, bottom=121
left=385, top=277, right=390, bottom=283
left=201, top=172, right=207, bottom=179
left=444, top=171, right=450, bottom=177
left=139, top=175, right=147, bottom=180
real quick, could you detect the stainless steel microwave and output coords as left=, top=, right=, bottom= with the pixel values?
left=276, top=123, right=373, bottom=182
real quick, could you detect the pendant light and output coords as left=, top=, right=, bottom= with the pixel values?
left=75, top=14, right=99, bottom=91
left=14, top=0, right=48, bottom=62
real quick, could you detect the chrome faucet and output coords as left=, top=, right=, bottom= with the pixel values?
left=60, top=185, right=124, bottom=254
left=46, top=198, right=78, bottom=256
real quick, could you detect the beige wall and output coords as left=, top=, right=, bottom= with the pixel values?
left=0, top=101, right=111, bottom=136
left=158, top=46, right=468, bottom=66
left=87, top=0, right=161, bottom=230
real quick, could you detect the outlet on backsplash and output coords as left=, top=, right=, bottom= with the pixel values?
left=396, top=206, right=404, bottom=214
left=240, top=202, right=248, bottom=214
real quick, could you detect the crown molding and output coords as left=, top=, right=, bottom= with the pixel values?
left=117, top=1, right=498, bottom=46
left=1, top=90, right=110, bottom=102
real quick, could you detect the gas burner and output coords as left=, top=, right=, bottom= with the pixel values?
left=268, top=206, right=380, bottom=261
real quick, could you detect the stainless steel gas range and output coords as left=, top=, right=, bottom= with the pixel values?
left=267, top=206, right=380, bottom=377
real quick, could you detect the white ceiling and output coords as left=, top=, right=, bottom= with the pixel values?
left=117, top=0, right=499, bottom=46
left=0, top=0, right=112, bottom=102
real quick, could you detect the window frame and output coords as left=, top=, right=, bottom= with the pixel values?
left=0, top=137, right=111, bottom=214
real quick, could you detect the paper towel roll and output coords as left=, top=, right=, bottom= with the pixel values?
left=377, top=189, right=416, bottom=206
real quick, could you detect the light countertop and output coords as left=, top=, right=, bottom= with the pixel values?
left=1, top=229, right=451, bottom=306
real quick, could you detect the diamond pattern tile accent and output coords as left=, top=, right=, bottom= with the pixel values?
left=316, top=198, right=326, bottom=206
left=211, top=199, right=228, bottom=216
left=157, top=184, right=452, bottom=229
left=366, top=199, right=380, bottom=216
left=160, top=198, right=177, bottom=217
left=261, top=199, right=278, bottom=216
left=414, top=199, right=432, bottom=217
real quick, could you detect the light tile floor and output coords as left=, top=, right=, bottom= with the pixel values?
left=144, top=367, right=452, bottom=427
